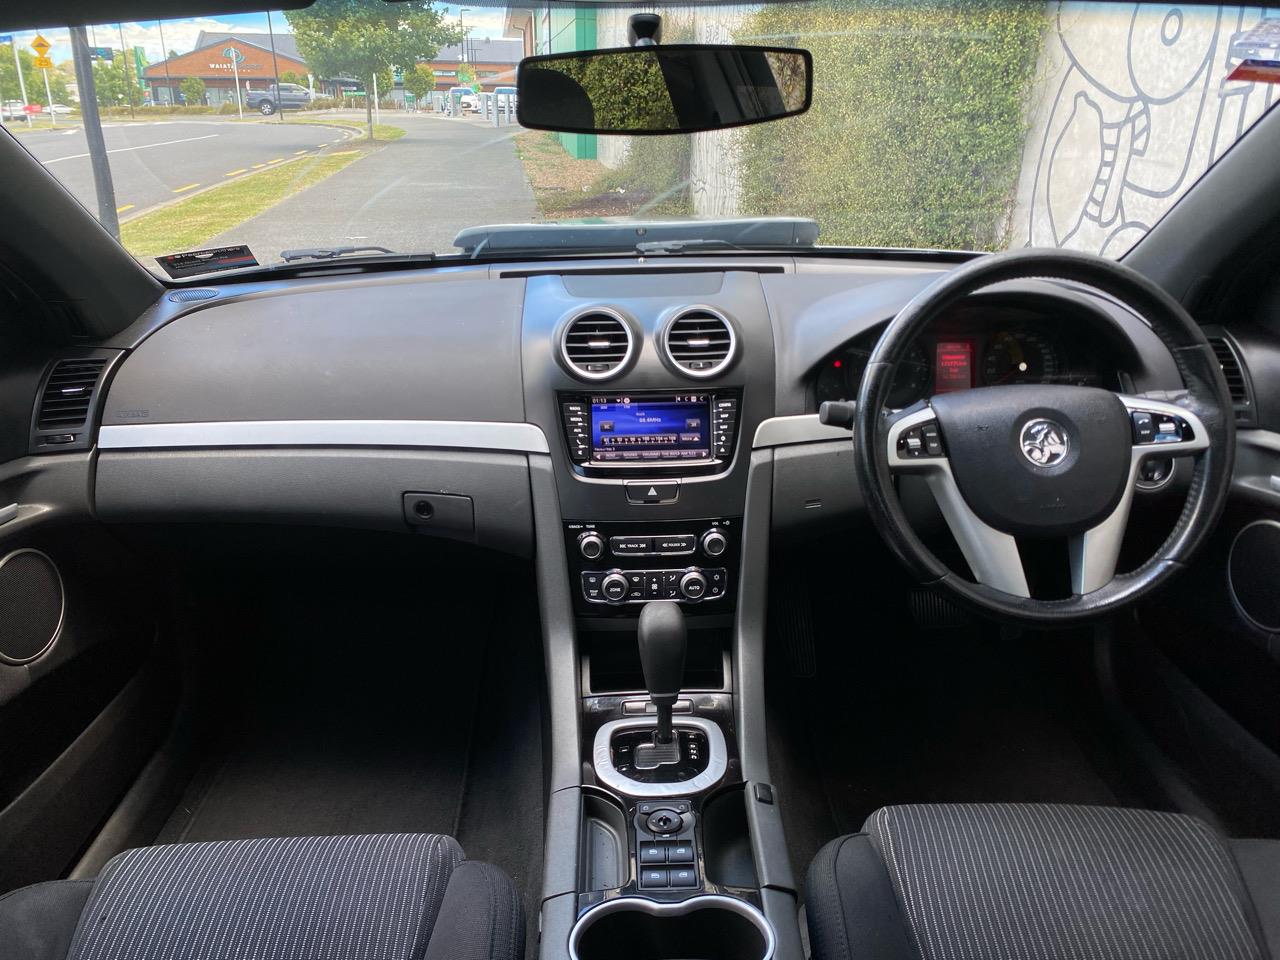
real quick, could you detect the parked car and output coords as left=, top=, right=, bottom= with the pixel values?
left=1, top=100, right=27, bottom=120
left=244, top=82, right=312, bottom=116
left=49, top=103, right=73, bottom=116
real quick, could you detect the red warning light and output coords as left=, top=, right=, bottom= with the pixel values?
left=833, top=359, right=843, bottom=369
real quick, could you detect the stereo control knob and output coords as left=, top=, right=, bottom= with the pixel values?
left=701, top=529, right=727, bottom=557
left=602, top=572, right=629, bottom=603
left=679, top=570, right=708, bottom=601
left=579, top=532, right=605, bottom=560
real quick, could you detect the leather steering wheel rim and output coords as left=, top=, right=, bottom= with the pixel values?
left=854, top=248, right=1235, bottom=624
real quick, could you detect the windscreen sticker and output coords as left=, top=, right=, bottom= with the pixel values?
left=156, top=245, right=258, bottom=279
left=1227, top=18, right=1280, bottom=84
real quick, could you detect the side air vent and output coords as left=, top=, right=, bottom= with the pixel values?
left=560, top=310, right=634, bottom=380
left=663, top=308, right=736, bottom=378
left=1207, top=335, right=1252, bottom=421
left=37, top=358, right=107, bottom=430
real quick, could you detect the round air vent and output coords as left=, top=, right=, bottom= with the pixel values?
left=560, top=309, right=634, bottom=380
left=663, top=308, right=736, bottom=378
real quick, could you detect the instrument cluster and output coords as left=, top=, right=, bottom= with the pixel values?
left=813, top=311, right=1117, bottom=408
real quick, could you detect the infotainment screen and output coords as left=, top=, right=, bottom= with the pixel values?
left=590, top=393, right=711, bottom=462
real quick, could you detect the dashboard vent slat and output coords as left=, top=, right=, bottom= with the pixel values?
left=36, top=358, right=107, bottom=430
left=561, top=311, right=634, bottom=380
left=664, top=309, right=736, bottom=378
left=1207, top=336, right=1250, bottom=414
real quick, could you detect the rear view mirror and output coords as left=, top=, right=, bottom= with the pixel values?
left=516, top=44, right=812, bottom=136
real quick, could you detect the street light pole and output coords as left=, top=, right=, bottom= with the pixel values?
left=8, top=36, right=32, bottom=128
left=266, top=10, right=283, bottom=123
left=158, top=20, right=173, bottom=105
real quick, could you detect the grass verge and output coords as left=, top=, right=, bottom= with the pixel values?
left=122, top=148, right=372, bottom=257
left=284, top=117, right=406, bottom=141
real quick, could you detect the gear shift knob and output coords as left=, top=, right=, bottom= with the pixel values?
left=637, top=601, right=687, bottom=744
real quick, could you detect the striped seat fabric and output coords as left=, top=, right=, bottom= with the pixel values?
left=808, top=803, right=1272, bottom=960
left=67, top=834, right=465, bottom=960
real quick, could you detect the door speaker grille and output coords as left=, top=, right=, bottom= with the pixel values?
left=0, top=550, right=64, bottom=663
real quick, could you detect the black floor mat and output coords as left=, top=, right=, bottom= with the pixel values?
left=767, top=564, right=1144, bottom=890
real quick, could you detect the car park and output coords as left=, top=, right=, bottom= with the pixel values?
left=4, top=2, right=1280, bottom=960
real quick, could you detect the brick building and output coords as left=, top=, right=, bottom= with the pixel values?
left=142, top=31, right=311, bottom=106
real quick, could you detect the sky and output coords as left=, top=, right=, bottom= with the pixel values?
left=0, top=5, right=509, bottom=66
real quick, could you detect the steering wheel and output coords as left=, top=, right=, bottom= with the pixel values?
left=855, top=249, right=1235, bottom=624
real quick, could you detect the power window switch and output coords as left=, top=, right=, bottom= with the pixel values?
left=639, top=843, right=666, bottom=865
left=668, top=867, right=698, bottom=888
left=639, top=868, right=669, bottom=889
left=665, top=842, right=695, bottom=864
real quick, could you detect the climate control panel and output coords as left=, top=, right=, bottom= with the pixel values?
left=564, top=518, right=739, bottom=617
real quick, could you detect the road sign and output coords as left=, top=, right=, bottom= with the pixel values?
left=0, top=35, right=13, bottom=45
left=33, top=55, right=53, bottom=69
left=31, top=34, right=51, bottom=56
left=91, top=46, right=113, bottom=61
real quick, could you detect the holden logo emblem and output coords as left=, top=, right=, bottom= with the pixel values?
left=1020, top=418, right=1070, bottom=466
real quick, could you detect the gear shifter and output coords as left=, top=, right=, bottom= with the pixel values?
left=635, top=601, right=687, bottom=768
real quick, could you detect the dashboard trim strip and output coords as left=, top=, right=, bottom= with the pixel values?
left=753, top=414, right=853, bottom=449
left=97, top=419, right=551, bottom=454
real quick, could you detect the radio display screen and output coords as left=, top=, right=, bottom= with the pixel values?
left=590, top=393, right=711, bottom=462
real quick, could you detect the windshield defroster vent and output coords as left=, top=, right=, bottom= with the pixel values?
left=561, top=310, right=634, bottom=380
left=664, top=309, right=736, bottom=378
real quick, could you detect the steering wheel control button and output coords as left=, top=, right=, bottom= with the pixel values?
left=921, top=423, right=944, bottom=456
left=897, top=422, right=945, bottom=459
left=610, top=536, right=651, bottom=556
left=626, top=480, right=679, bottom=505
left=679, top=571, right=708, bottom=601
left=601, top=573, right=629, bottom=603
left=1131, top=411, right=1156, bottom=443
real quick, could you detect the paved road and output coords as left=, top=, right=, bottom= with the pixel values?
left=207, top=113, right=537, bottom=260
left=15, top=119, right=359, bottom=219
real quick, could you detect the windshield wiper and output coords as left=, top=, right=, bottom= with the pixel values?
left=279, top=245, right=406, bottom=263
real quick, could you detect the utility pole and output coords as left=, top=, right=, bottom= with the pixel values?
left=41, top=60, right=55, bottom=127
left=266, top=11, right=283, bottom=123
left=158, top=20, right=174, bottom=105
left=70, top=26, right=120, bottom=238
left=117, top=23, right=134, bottom=119
left=7, top=35, right=32, bottom=128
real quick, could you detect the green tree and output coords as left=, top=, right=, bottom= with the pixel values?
left=456, top=62, right=477, bottom=92
left=0, top=47, right=69, bottom=110
left=286, top=0, right=462, bottom=139
left=91, top=57, right=137, bottom=108
left=403, top=63, right=435, bottom=106
left=180, top=76, right=206, bottom=106
left=280, top=70, right=305, bottom=85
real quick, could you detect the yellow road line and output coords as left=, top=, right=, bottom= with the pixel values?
left=225, top=168, right=248, bottom=177
left=316, top=143, right=328, bottom=148
left=329, top=149, right=358, bottom=156
left=251, top=162, right=265, bottom=168
left=267, top=157, right=285, bottom=164
left=293, top=149, right=308, bottom=155
left=172, top=182, right=200, bottom=193
left=116, top=203, right=134, bottom=213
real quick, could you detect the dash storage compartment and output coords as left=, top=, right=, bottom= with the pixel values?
left=569, top=895, right=774, bottom=960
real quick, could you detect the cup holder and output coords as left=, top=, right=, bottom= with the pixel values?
left=569, top=894, right=775, bottom=960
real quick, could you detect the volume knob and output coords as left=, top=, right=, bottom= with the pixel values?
left=701, top=529, right=727, bottom=557
left=579, top=532, right=605, bottom=560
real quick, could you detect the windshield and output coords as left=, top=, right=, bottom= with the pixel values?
left=3, top=0, right=1277, bottom=277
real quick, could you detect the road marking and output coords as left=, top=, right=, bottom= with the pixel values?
left=293, top=149, right=308, bottom=155
left=42, top=133, right=219, bottom=165
left=251, top=163, right=265, bottom=168
left=329, top=149, right=358, bottom=156
left=173, top=182, right=200, bottom=193
left=225, top=168, right=248, bottom=177
left=268, top=157, right=285, bottom=164
left=116, top=203, right=134, bottom=213
left=316, top=143, right=328, bottom=148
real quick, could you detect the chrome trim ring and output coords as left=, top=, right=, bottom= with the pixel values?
left=661, top=305, right=737, bottom=380
left=592, top=716, right=727, bottom=797
left=559, top=306, right=636, bottom=382
left=0, top=548, right=65, bottom=665
left=568, top=894, right=776, bottom=960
